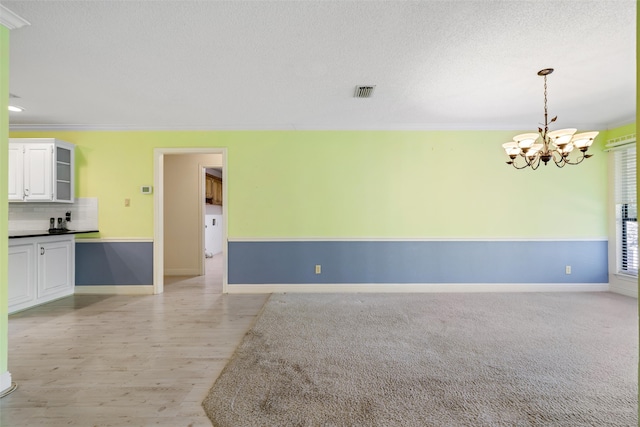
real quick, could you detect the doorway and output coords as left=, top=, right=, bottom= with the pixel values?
left=203, top=167, right=224, bottom=287
left=204, top=167, right=224, bottom=259
left=153, top=148, right=228, bottom=295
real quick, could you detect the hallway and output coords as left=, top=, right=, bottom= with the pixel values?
left=1, top=254, right=268, bottom=426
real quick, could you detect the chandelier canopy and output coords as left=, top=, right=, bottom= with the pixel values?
left=502, top=68, right=598, bottom=170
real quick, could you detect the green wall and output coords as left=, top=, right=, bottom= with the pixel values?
left=9, top=129, right=610, bottom=240
left=1, top=25, right=9, bottom=386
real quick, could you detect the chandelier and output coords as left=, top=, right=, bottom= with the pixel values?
left=502, top=68, right=598, bottom=169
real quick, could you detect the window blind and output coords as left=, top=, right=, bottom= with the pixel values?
left=614, top=145, right=637, bottom=275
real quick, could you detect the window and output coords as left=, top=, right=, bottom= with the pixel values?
left=614, top=145, right=637, bottom=275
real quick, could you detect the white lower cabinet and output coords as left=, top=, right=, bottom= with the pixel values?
left=8, top=243, right=36, bottom=309
left=8, top=235, right=75, bottom=314
left=38, top=240, right=73, bottom=298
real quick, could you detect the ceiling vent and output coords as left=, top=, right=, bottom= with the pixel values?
left=354, top=85, right=376, bottom=98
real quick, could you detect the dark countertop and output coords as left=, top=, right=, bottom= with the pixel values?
left=9, top=230, right=99, bottom=239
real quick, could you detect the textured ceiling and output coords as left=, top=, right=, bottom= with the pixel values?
left=3, top=0, right=637, bottom=131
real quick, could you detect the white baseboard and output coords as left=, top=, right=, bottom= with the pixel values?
left=609, top=283, right=638, bottom=298
left=75, top=285, right=154, bottom=295
left=608, top=274, right=638, bottom=298
left=0, top=371, right=12, bottom=395
left=75, top=238, right=153, bottom=243
left=164, top=268, right=200, bottom=276
left=225, top=283, right=610, bottom=294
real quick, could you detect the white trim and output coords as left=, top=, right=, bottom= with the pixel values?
left=154, top=147, right=227, bottom=155
left=198, top=165, right=205, bottom=276
left=227, top=237, right=608, bottom=242
left=608, top=274, right=638, bottom=298
left=226, top=283, right=610, bottom=294
left=9, top=124, right=299, bottom=132
left=609, top=283, right=638, bottom=298
left=153, top=150, right=164, bottom=295
left=613, top=273, right=638, bottom=282
left=164, top=268, right=201, bottom=276
left=222, top=159, right=229, bottom=294
left=604, top=133, right=636, bottom=151
left=75, top=238, right=153, bottom=243
left=0, top=5, right=30, bottom=30
left=74, top=285, right=154, bottom=295
left=604, top=144, right=636, bottom=153
left=0, top=371, right=12, bottom=395
left=8, top=121, right=614, bottom=132
left=606, top=133, right=636, bottom=146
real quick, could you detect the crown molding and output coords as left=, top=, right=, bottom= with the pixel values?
left=8, top=123, right=299, bottom=132
left=9, top=122, right=613, bottom=132
left=0, top=5, right=30, bottom=30
left=605, top=116, right=636, bottom=130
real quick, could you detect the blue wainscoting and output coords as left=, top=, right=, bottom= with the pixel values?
left=228, top=240, right=608, bottom=285
left=76, top=241, right=153, bottom=285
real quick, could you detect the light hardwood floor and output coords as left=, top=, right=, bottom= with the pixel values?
left=1, top=254, right=270, bottom=426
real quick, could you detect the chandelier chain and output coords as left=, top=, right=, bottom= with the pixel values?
left=543, top=75, right=548, bottom=132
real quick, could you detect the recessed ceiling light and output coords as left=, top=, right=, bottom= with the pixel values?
left=8, top=105, right=25, bottom=112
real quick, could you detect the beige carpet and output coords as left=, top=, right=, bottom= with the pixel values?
left=203, top=292, right=638, bottom=426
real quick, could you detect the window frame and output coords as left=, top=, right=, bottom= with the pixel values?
left=613, top=143, right=637, bottom=277
left=619, top=202, right=638, bottom=275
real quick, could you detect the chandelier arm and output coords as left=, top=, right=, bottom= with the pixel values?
left=562, top=152, right=587, bottom=166
left=528, top=154, right=542, bottom=170
left=524, top=155, right=535, bottom=168
left=511, top=159, right=532, bottom=170
left=531, top=158, right=540, bottom=170
left=551, top=151, right=565, bottom=167
left=509, top=154, right=536, bottom=169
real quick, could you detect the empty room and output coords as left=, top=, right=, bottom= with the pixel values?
left=0, top=1, right=637, bottom=426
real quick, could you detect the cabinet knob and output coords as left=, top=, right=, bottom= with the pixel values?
left=40, top=247, right=45, bottom=255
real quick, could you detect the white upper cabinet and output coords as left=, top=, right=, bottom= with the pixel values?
left=9, top=138, right=75, bottom=203
left=8, top=144, right=24, bottom=201
left=23, top=143, right=53, bottom=201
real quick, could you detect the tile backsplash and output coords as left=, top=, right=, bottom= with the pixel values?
left=8, top=197, right=99, bottom=232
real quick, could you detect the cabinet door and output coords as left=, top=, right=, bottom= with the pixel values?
left=205, top=174, right=214, bottom=199
left=213, top=177, right=223, bottom=205
left=38, top=239, right=74, bottom=298
left=55, top=145, right=73, bottom=202
left=24, top=144, right=53, bottom=201
left=8, top=144, right=24, bottom=201
left=8, top=243, right=36, bottom=310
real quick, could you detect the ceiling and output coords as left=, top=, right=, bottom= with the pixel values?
left=2, top=0, right=636, bottom=131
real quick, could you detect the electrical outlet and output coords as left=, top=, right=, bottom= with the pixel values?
left=565, top=265, right=572, bottom=275
left=124, top=198, right=130, bottom=207
left=315, top=264, right=321, bottom=274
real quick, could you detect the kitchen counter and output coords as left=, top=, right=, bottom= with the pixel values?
left=9, top=230, right=99, bottom=239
